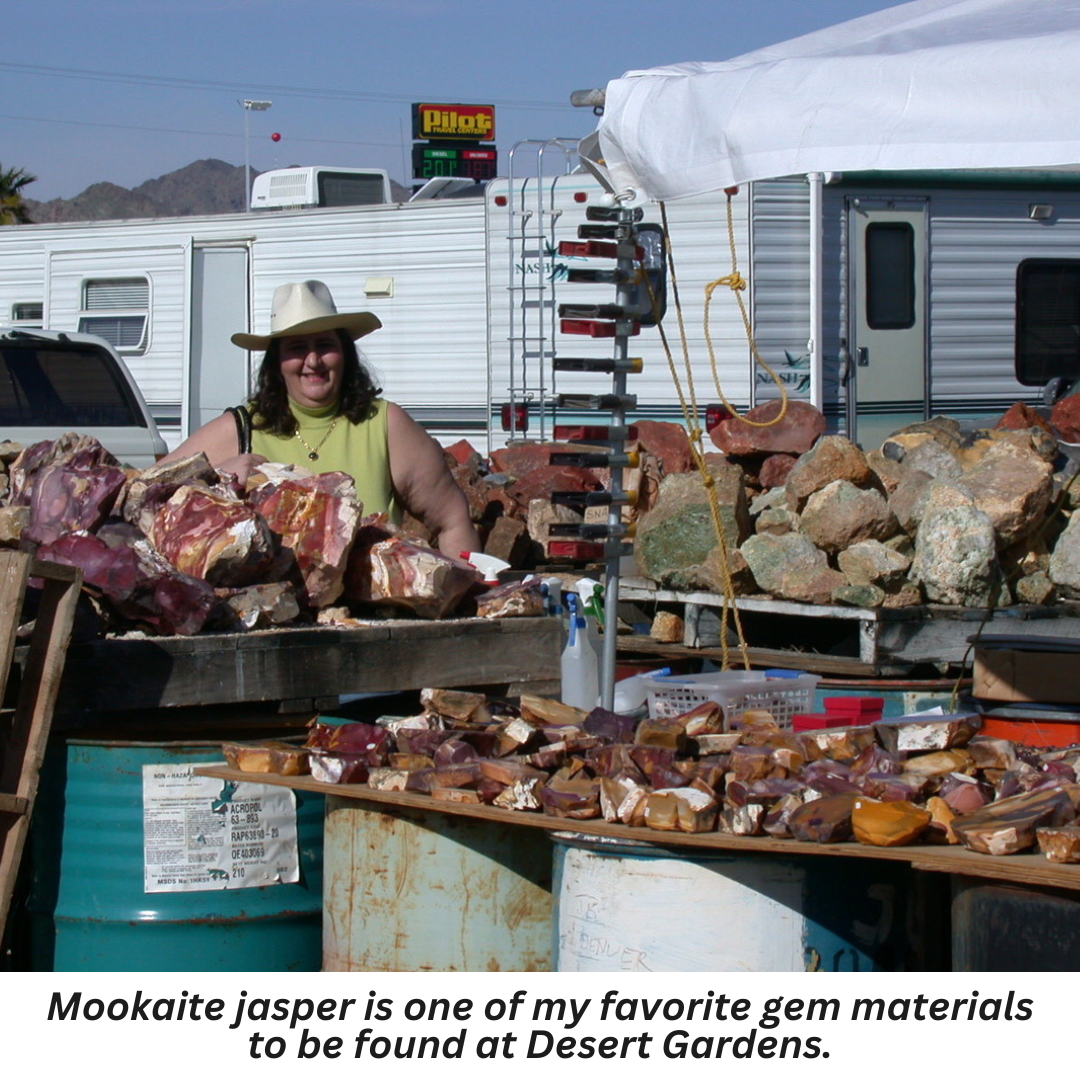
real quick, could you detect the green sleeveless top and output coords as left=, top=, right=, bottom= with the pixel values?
left=250, top=398, right=400, bottom=522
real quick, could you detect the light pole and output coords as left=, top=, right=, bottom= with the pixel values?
left=239, top=99, right=272, bottom=211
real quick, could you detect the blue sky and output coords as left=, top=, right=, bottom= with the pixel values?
left=6, top=0, right=905, bottom=201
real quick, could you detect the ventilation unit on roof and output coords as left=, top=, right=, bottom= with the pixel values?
left=250, top=167, right=393, bottom=210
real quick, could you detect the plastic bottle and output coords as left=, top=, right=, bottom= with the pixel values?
left=560, top=594, right=600, bottom=710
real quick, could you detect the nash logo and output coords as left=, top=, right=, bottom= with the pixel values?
left=415, top=103, right=495, bottom=141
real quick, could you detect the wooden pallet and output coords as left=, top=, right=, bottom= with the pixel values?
left=619, top=578, right=1080, bottom=676
left=0, top=552, right=82, bottom=942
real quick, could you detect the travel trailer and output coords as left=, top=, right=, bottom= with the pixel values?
left=2, top=157, right=1077, bottom=453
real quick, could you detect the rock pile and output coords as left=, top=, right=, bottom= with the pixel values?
left=633, top=400, right=1080, bottom=609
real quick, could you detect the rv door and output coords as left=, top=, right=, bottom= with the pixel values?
left=846, top=198, right=928, bottom=451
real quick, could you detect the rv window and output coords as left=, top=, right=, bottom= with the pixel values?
left=0, top=342, right=145, bottom=427
left=10, top=302, right=43, bottom=327
left=79, top=277, right=149, bottom=352
left=1016, top=259, right=1080, bottom=386
left=865, top=223, right=915, bottom=330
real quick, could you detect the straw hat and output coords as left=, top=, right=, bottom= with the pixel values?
left=231, top=280, right=381, bottom=350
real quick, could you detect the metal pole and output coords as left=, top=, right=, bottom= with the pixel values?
left=244, top=105, right=252, bottom=213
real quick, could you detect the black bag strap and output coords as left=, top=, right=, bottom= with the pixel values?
left=225, top=405, right=253, bottom=455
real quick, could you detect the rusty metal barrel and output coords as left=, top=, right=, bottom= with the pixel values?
left=321, top=793, right=552, bottom=971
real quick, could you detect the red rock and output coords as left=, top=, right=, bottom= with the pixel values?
left=632, top=420, right=695, bottom=475
left=758, top=453, right=799, bottom=489
left=996, top=401, right=1056, bottom=436
left=444, top=439, right=484, bottom=468
left=507, top=465, right=604, bottom=506
left=709, top=399, right=826, bottom=457
left=1051, top=394, right=1080, bottom=443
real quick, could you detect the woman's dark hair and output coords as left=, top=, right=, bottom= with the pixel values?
left=250, top=330, right=381, bottom=435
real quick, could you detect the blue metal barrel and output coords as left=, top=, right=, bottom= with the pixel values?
left=552, top=833, right=948, bottom=971
left=322, top=793, right=552, bottom=971
left=28, top=737, right=323, bottom=972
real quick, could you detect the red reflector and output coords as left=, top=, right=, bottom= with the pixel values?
left=494, top=194, right=508, bottom=206
left=547, top=541, right=605, bottom=560
left=561, top=319, right=640, bottom=338
left=500, top=402, right=529, bottom=432
left=573, top=192, right=588, bottom=203
left=557, top=240, right=644, bottom=260
left=705, top=404, right=733, bottom=431
left=554, top=425, right=638, bottom=442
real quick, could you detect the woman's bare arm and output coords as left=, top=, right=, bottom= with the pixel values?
left=158, top=414, right=267, bottom=483
left=386, top=402, right=480, bottom=557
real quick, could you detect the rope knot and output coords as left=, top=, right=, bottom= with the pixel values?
left=718, top=271, right=747, bottom=292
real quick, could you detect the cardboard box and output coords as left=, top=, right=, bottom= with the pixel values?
left=973, top=646, right=1080, bottom=705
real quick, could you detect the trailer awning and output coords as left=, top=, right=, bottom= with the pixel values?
left=596, top=0, right=1080, bottom=201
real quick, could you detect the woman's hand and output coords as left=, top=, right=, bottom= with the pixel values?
left=215, top=453, right=269, bottom=485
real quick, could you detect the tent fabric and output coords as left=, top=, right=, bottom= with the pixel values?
left=596, top=0, right=1080, bottom=201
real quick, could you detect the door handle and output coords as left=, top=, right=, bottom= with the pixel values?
left=857, top=346, right=869, bottom=367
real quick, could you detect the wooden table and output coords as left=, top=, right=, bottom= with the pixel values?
left=36, top=616, right=560, bottom=716
left=196, top=765, right=1080, bottom=894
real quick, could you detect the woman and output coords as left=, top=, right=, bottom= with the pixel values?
left=162, top=280, right=479, bottom=557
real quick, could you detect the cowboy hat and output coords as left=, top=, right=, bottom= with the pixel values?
left=231, top=280, right=381, bottom=350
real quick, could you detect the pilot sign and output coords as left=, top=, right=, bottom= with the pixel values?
left=412, top=103, right=496, bottom=142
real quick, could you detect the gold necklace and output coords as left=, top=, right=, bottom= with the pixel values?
left=293, top=416, right=339, bottom=461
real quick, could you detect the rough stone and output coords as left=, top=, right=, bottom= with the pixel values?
left=665, top=546, right=757, bottom=596
left=866, top=449, right=907, bottom=495
left=755, top=507, right=799, bottom=536
left=899, top=439, right=965, bottom=482
left=1015, top=571, right=1056, bottom=605
left=709, top=399, right=826, bottom=457
left=483, top=515, right=531, bottom=567
left=1051, top=393, right=1080, bottom=444
left=887, top=468, right=938, bottom=535
left=784, top=435, right=873, bottom=510
left=997, top=401, right=1057, bottom=438
left=1048, top=511, right=1080, bottom=599
left=634, top=463, right=751, bottom=588
left=0, top=505, right=29, bottom=545
left=838, top=540, right=912, bottom=588
left=526, top=499, right=583, bottom=559
left=963, top=440, right=1054, bottom=546
left=881, top=417, right=964, bottom=463
left=881, top=581, right=925, bottom=608
left=832, top=583, right=885, bottom=608
left=911, top=502, right=999, bottom=606
left=758, top=453, right=799, bottom=490
left=632, top=420, right=695, bottom=476
left=799, top=480, right=900, bottom=554
left=740, top=532, right=846, bottom=605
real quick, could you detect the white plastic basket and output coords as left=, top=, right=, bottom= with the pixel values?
left=642, top=670, right=822, bottom=729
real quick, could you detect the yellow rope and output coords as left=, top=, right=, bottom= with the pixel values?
left=702, top=191, right=790, bottom=427
left=651, top=202, right=750, bottom=671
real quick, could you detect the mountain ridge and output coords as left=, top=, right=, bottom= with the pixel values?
left=23, top=159, right=411, bottom=222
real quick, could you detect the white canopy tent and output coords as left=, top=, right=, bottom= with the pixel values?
left=593, top=0, right=1080, bottom=407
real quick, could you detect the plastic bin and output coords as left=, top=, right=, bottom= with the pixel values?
left=643, top=670, right=822, bottom=727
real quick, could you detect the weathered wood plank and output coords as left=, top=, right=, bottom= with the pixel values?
left=47, top=617, right=562, bottom=713
left=615, top=634, right=887, bottom=677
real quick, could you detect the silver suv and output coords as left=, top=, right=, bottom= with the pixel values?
left=0, top=327, right=167, bottom=469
